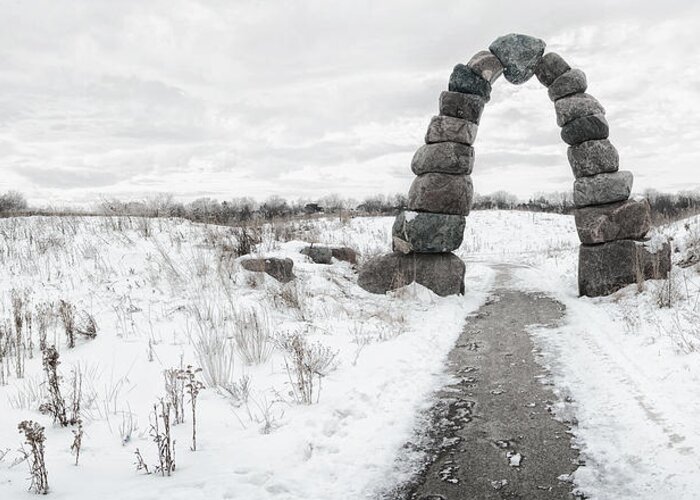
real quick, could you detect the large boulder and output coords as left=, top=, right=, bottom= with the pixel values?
left=241, top=257, right=295, bottom=283
left=567, top=139, right=619, bottom=178
left=466, top=50, right=504, bottom=83
left=300, top=246, right=332, bottom=264
left=488, top=33, right=546, bottom=84
left=573, top=171, right=633, bottom=207
left=358, top=252, right=466, bottom=296
left=439, top=91, right=485, bottom=124
left=448, top=64, right=491, bottom=101
left=578, top=239, right=671, bottom=297
left=425, top=115, right=478, bottom=145
left=392, top=211, right=465, bottom=254
left=534, top=52, right=570, bottom=87
left=561, top=114, right=609, bottom=146
left=574, top=198, right=651, bottom=244
left=408, top=173, right=473, bottom=216
left=411, top=142, right=474, bottom=175
left=548, top=69, right=587, bottom=101
left=555, top=93, right=605, bottom=127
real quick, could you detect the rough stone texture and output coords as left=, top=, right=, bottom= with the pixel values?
left=578, top=239, right=672, bottom=297
left=392, top=211, right=465, bottom=254
left=241, top=257, right=295, bottom=283
left=411, top=142, right=474, bottom=175
left=561, top=113, right=609, bottom=146
left=425, top=115, right=478, bottom=145
left=574, top=198, right=651, bottom=244
left=555, top=93, right=605, bottom=127
left=567, top=139, right=619, bottom=178
left=300, top=246, right=332, bottom=264
left=439, top=91, right=485, bottom=124
left=448, top=64, right=491, bottom=101
left=408, top=173, right=473, bottom=216
left=573, top=171, right=633, bottom=207
left=548, top=69, right=587, bottom=101
left=358, top=252, right=466, bottom=296
left=330, top=247, right=357, bottom=265
left=488, top=33, right=546, bottom=84
left=466, top=50, right=503, bottom=83
left=534, top=52, right=571, bottom=87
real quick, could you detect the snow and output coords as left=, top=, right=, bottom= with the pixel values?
left=0, top=215, right=493, bottom=499
left=1, top=211, right=699, bottom=499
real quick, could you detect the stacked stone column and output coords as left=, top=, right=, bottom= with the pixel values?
left=358, top=33, right=672, bottom=298
left=533, top=50, right=671, bottom=296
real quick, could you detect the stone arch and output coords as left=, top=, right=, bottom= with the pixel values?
left=358, top=33, right=671, bottom=298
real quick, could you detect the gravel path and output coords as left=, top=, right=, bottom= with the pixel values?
left=388, top=266, right=581, bottom=499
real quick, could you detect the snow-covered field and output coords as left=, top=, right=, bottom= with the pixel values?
left=0, top=211, right=698, bottom=499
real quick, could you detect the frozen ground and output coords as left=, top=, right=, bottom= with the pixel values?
left=0, top=211, right=698, bottom=499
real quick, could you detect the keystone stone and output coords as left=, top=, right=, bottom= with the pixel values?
left=489, top=33, right=546, bottom=84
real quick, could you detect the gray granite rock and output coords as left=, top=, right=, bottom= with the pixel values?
left=411, top=142, right=474, bottom=175
left=300, top=246, right=332, bottom=264
left=534, top=52, right=571, bottom=87
left=567, top=139, right=619, bottom=178
left=425, top=115, right=478, bottom=145
left=331, top=247, right=358, bottom=265
left=466, top=50, right=504, bottom=83
left=439, top=91, right=485, bottom=124
left=488, top=33, right=546, bottom=84
left=408, top=173, right=473, bottom=216
left=555, top=93, right=605, bottom=127
left=548, top=69, right=587, bottom=101
left=574, top=198, right=651, bottom=244
left=561, top=114, right=609, bottom=145
left=358, top=252, right=466, bottom=296
left=448, top=64, right=491, bottom=101
left=241, top=257, right=295, bottom=283
left=578, top=239, right=671, bottom=297
left=392, top=211, right=465, bottom=254
left=573, top=171, right=633, bottom=207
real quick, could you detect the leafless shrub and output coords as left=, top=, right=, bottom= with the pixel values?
left=134, top=448, right=150, bottom=475
left=164, top=368, right=185, bottom=425
left=119, top=408, right=139, bottom=446
left=34, top=302, right=53, bottom=353
left=179, top=365, right=205, bottom=451
left=74, top=310, right=97, bottom=339
left=59, top=300, right=76, bottom=348
left=71, top=419, right=83, bottom=466
left=17, top=420, right=49, bottom=494
left=651, top=268, right=683, bottom=308
left=39, top=346, right=69, bottom=427
left=189, top=307, right=236, bottom=388
left=233, top=307, right=275, bottom=365
left=150, top=400, right=175, bottom=476
left=222, top=375, right=252, bottom=407
left=275, top=331, right=338, bottom=404
left=12, top=290, right=27, bottom=378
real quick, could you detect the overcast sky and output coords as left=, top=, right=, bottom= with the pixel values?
left=1, top=0, right=699, bottom=207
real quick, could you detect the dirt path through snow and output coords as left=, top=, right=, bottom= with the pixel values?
left=389, top=265, right=580, bottom=499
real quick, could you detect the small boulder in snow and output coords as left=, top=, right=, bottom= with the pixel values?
left=241, top=257, right=295, bottom=283
left=300, top=246, right=332, bottom=264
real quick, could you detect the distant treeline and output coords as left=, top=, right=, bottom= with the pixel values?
left=1, top=189, right=698, bottom=225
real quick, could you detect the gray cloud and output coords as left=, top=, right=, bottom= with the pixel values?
left=0, top=0, right=699, bottom=204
